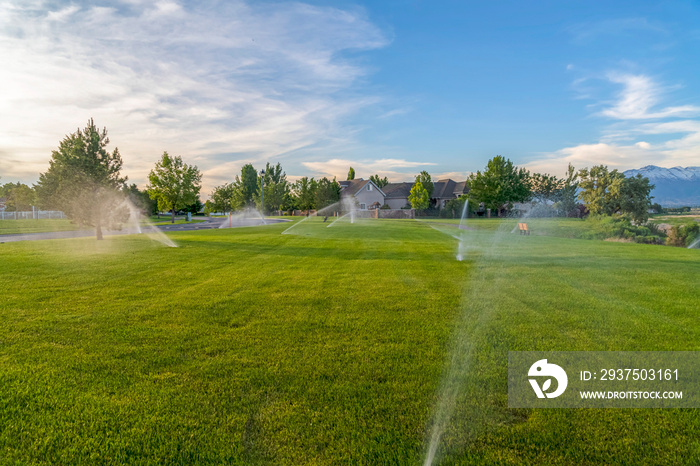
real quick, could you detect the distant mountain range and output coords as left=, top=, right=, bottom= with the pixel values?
left=623, top=165, right=700, bottom=207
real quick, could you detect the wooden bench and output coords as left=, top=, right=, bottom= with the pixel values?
left=518, top=223, right=530, bottom=235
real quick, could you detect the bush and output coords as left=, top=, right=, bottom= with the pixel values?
left=583, top=215, right=665, bottom=244
left=380, top=204, right=391, bottom=210
left=666, top=222, right=700, bottom=247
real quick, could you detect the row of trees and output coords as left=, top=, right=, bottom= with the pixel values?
left=33, top=119, right=204, bottom=238
left=457, top=156, right=654, bottom=223
left=208, top=164, right=342, bottom=214
left=0, top=181, right=36, bottom=211
left=17, top=119, right=658, bottom=240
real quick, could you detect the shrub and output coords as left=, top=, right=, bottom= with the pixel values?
left=666, top=222, right=700, bottom=247
left=583, top=215, right=665, bottom=244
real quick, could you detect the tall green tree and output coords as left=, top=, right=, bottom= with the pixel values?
left=211, top=182, right=236, bottom=213
left=35, top=119, right=127, bottom=239
left=578, top=166, right=654, bottom=222
left=1, top=182, right=36, bottom=211
left=530, top=172, right=561, bottom=204
left=147, top=152, right=202, bottom=224
left=416, top=171, right=434, bottom=198
left=123, top=183, right=157, bottom=216
left=369, top=174, right=388, bottom=188
left=231, top=164, right=258, bottom=210
left=347, top=167, right=355, bottom=180
left=315, top=177, right=341, bottom=210
left=467, top=156, right=530, bottom=215
left=577, top=165, right=625, bottom=216
left=620, top=174, right=655, bottom=223
left=408, top=180, right=429, bottom=210
left=292, top=176, right=317, bottom=213
left=554, top=164, right=579, bottom=217
left=254, top=162, right=290, bottom=213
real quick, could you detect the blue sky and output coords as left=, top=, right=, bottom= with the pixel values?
left=1, top=0, right=699, bottom=194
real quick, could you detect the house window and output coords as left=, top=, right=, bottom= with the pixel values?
left=367, top=184, right=372, bottom=191
left=360, top=203, right=366, bottom=210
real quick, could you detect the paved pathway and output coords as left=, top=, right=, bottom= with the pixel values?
left=0, top=217, right=288, bottom=243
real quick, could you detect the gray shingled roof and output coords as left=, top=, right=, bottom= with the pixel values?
left=382, top=182, right=413, bottom=198
left=339, top=179, right=368, bottom=197
left=432, top=179, right=457, bottom=199
left=339, top=179, right=385, bottom=197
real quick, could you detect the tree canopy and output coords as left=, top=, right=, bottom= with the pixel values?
left=35, top=119, right=127, bottom=239
left=315, top=177, right=341, bottom=210
left=231, top=164, right=258, bottom=210
left=211, top=182, right=236, bottom=213
left=408, top=180, right=429, bottom=210
left=0, top=182, right=36, bottom=211
left=292, top=177, right=317, bottom=212
left=416, top=171, right=434, bottom=199
left=467, top=156, right=530, bottom=215
left=347, top=167, right=355, bottom=180
left=255, top=162, right=290, bottom=213
left=147, top=152, right=202, bottom=223
left=369, top=174, right=388, bottom=188
left=577, top=165, right=654, bottom=223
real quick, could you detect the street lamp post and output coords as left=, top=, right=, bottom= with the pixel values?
left=260, top=169, right=265, bottom=221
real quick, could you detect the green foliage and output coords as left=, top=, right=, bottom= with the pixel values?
left=123, top=183, right=157, bottom=216
left=577, top=165, right=624, bottom=216
left=441, top=195, right=471, bottom=218
left=255, top=162, right=290, bottom=213
left=530, top=172, right=561, bottom=204
left=211, top=182, right=236, bottom=213
left=369, top=174, right=388, bottom=188
left=203, top=200, right=215, bottom=216
left=582, top=215, right=664, bottom=244
left=408, top=180, right=429, bottom=210
left=292, top=176, right=317, bottom=212
left=35, top=119, right=127, bottom=239
left=415, top=171, right=433, bottom=198
left=0, top=182, right=36, bottom=211
left=666, top=222, right=700, bottom=247
left=467, top=156, right=530, bottom=215
left=620, top=174, right=655, bottom=223
left=554, top=164, right=580, bottom=217
left=231, top=164, right=258, bottom=210
left=347, top=166, right=355, bottom=180
left=315, top=177, right=341, bottom=210
left=147, top=152, right=202, bottom=223
left=578, top=166, right=654, bottom=223
left=650, top=203, right=664, bottom=214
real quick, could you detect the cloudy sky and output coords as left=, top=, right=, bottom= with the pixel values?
left=1, top=0, right=699, bottom=196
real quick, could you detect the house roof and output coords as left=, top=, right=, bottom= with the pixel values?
left=432, top=179, right=456, bottom=199
left=382, top=182, right=413, bottom=199
left=453, top=181, right=468, bottom=196
left=339, top=178, right=385, bottom=197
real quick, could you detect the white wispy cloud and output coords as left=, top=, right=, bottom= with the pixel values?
left=568, top=18, right=667, bottom=45
left=528, top=72, right=700, bottom=175
left=600, top=73, right=700, bottom=120
left=0, top=0, right=388, bottom=193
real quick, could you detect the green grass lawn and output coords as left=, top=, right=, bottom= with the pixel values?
left=0, top=218, right=698, bottom=464
left=0, top=218, right=206, bottom=235
left=0, top=219, right=79, bottom=235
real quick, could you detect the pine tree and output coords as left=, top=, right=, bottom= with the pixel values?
left=35, top=119, right=127, bottom=239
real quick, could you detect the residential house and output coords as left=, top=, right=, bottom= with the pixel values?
left=340, top=178, right=468, bottom=210
left=339, top=179, right=386, bottom=210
